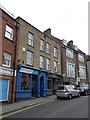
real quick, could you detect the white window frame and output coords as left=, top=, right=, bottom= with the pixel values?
left=66, top=48, right=73, bottom=58
left=5, top=25, right=13, bottom=40
left=78, top=53, right=84, bottom=62
left=28, top=32, right=34, bottom=46
left=2, top=52, right=11, bottom=67
left=67, top=62, right=75, bottom=78
left=54, top=61, right=58, bottom=72
left=40, top=56, right=44, bottom=68
left=46, top=58, right=50, bottom=70
left=54, top=47, right=57, bottom=57
left=46, top=43, right=50, bottom=54
left=79, top=66, right=86, bottom=79
left=26, top=51, right=33, bottom=65
left=40, top=40, right=44, bottom=51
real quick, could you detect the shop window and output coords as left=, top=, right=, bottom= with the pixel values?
left=21, top=74, right=30, bottom=90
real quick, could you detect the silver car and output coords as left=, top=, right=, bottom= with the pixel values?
left=56, top=85, right=80, bottom=100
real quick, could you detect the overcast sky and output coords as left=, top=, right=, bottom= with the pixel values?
left=0, top=0, right=89, bottom=54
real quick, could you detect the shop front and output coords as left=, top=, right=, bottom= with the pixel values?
left=15, top=64, right=47, bottom=99
left=47, top=72, right=62, bottom=95
left=0, top=66, right=14, bottom=102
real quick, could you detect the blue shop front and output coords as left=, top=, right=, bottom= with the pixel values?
left=15, top=64, right=47, bottom=99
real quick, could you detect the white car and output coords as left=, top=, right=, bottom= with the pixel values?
left=56, top=85, right=80, bottom=100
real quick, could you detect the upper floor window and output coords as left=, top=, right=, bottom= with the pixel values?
left=46, top=58, right=50, bottom=70
left=66, top=48, right=73, bottom=58
left=79, top=66, right=86, bottom=79
left=26, top=51, right=33, bottom=65
left=54, top=47, right=57, bottom=57
left=40, top=40, right=44, bottom=51
left=67, top=62, right=75, bottom=78
left=28, top=32, right=34, bottom=46
left=46, top=43, right=50, bottom=54
left=78, top=53, right=84, bottom=62
left=54, top=61, right=58, bottom=72
left=40, top=56, right=44, bottom=68
left=5, top=25, right=13, bottom=40
left=2, top=52, right=11, bottom=67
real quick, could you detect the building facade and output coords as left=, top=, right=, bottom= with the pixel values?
left=0, top=6, right=88, bottom=102
left=86, top=55, right=90, bottom=85
left=61, top=40, right=87, bottom=85
left=15, top=17, right=62, bottom=99
left=0, top=7, right=18, bottom=102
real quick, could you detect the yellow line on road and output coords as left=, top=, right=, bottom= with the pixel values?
left=2, top=101, right=48, bottom=118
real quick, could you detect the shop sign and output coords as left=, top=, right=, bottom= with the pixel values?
left=20, top=67, right=39, bottom=75
left=20, top=67, right=33, bottom=74
left=0, top=66, right=13, bottom=76
left=32, top=70, right=39, bottom=75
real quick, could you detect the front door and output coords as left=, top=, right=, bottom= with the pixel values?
left=32, top=75, right=37, bottom=97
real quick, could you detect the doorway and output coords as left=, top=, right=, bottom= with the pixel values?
left=40, top=76, right=44, bottom=96
left=32, top=75, right=37, bottom=97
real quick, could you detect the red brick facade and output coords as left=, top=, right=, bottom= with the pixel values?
left=0, top=8, right=17, bottom=102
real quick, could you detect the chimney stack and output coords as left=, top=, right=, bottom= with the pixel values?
left=44, top=28, right=51, bottom=36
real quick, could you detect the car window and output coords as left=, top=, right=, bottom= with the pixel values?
left=57, top=86, right=64, bottom=90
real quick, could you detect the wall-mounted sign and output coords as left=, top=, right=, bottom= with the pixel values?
left=20, top=67, right=39, bottom=75
left=0, top=66, right=13, bottom=76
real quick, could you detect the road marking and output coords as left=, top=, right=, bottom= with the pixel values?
left=2, top=101, right=49, bottom=118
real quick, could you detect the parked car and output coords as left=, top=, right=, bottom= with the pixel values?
left=87, top=85, right=90, bottom=95
left=56, top=85, right=80, bottom=100
left=76, top=84, right=89, bottom=96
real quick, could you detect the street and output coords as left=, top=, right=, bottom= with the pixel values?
left=3, top=96, right=88, bottom=118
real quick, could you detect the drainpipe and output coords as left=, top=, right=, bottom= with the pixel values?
left=12, top=21, right=19, bottom=102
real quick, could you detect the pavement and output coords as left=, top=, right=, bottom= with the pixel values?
left=0, top=95, right=56, bottom=116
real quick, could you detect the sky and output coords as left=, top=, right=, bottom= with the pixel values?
left=0, top=0, right=89, bottom=55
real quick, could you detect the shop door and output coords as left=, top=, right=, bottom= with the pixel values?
left=32, top=75, right=37, bottom=97
left=53, top=79, right=57, bottom=94
left=0, top=79, right=9, bottom=101
left=40, top=76, right=44, bottom=96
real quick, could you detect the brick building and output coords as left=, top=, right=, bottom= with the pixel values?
left=0, top=7, right=18, bottom=102
left=60, top=40, right=87, bottom=85
left=15, top=17, right=62, bottom=99
left=0, top=6, right=88, bottom=102
left=86, top=55, right=90, bottom=85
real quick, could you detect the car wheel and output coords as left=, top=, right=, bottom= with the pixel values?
left=85, top=91, right=87, bottom=96
left=68, top=94, right=72, bottom=100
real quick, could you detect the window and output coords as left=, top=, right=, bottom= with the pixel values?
left=67, top=62, right=75, bottom=78
left=66, top=48, right=73, bottom=58
left=46, top=58, right=50, bottom=70
left=40, top=40, right=44, bottom=51
left=40, top=56, right=44, bottom=68
left=54, top=47, right=57, bottom=57
left=46, top=43, right=50, bottom=54
left=26, top=51, right=33, bottom=65
left=2, top=52, right=11, bottom=67
left=28, top=32, right=34, bottom=46
left=79, top=66, right=86, bottom=79
left=54, top=61, right=57, bottom=72
left=78, top=53, right=84, bottom=62
left=21, top=74, right=30, bottom=90
left=5, top=25, right=13, bottom=40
